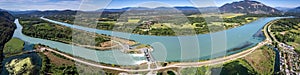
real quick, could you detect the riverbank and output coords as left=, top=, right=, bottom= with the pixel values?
left=19, top=17, right=152, bottom=54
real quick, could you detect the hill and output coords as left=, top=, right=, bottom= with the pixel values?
left=275, top=7, right=293, bottom=12
left=286, top=6, right=300, bottom=16
left=10, top=10, right=78, bottom=18
left=0, top=10, right=16, bottom=73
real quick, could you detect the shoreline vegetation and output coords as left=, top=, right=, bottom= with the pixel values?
left=18, top=17, right=152, bottom=54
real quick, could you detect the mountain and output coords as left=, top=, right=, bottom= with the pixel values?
left=97, top=0, right=283, bottom=15
left=8, top=10, right=40, bottom=15
left=97, top=6, right=219, bottom=16
left=219, top=0, right=282, bottom=14
left=275, top=7, right=293, bottom=12
left=160, top=6, right=201, bottom=15
left=98, top=7, right=149, bottom=12
left=286, top=6, right=300, bottom=16
left=11, top=10, right=79, bottom=17
left=174, top=6, right=198, bottom=11
left=0, top=10, right=16, bottom=74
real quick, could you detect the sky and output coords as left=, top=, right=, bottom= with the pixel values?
left=0, top=0, right=299, bottom=11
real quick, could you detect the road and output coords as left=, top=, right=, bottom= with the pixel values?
left=265, top=20, right=280, bottom=43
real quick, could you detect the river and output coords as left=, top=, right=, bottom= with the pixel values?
left=13, top=17, right=283, bottom=65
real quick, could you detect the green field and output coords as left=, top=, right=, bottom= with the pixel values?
left=4, top=38, right=24, bottom=54
left=188, top=13, right=245, bottom=18
left=151, top=23, right=170, bottom=29
left=128, top=18, right=140, bottom=23
left=223, top=13, right=245, bottom=18
left=244, top=46, right=275, bottom=75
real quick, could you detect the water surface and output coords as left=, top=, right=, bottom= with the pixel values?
left=14, top=17, right=282, bottom=65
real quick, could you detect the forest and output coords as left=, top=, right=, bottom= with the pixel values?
left=0, top=10, right=16, bottom=73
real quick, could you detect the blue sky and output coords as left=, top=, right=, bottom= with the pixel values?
left=0, top=0, right=299, bottom=11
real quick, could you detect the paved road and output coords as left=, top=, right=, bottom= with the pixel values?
left=266, top=20, right=280, bottom=43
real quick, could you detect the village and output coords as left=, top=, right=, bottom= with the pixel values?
left=279, top=43, right=300, bottom=75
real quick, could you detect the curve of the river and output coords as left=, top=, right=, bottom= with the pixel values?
left=14, top=17, right=283, bottom=65
left=13, top=19, right=146, bottom=65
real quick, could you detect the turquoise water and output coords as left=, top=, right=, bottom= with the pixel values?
left=14, top=17, right=282, bottom=65
left=13, top=19, right=145, bottom=65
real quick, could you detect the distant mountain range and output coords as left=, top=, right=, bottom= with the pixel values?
left=286, top=6, right=300, bottom=15
left=98, top=0, right=284, bottom=14
left=9, top=10, right=78, bottom=17
left=8, top=10, right=40, bottom=15
left=8, top=0, right=300, bottom=16
left=275, top=7, right=293, bottom=12
left=97, top=6, right=218, bottom=15
left=98, top=6, right=217, bottom=12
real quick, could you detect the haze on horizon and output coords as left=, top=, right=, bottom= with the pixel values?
left=1, top=0, right=300, bottom=11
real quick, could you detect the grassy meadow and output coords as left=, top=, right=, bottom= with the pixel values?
left=4, top=38, right=24, bottom=54
left=244, top=46, right=275, bottom=75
